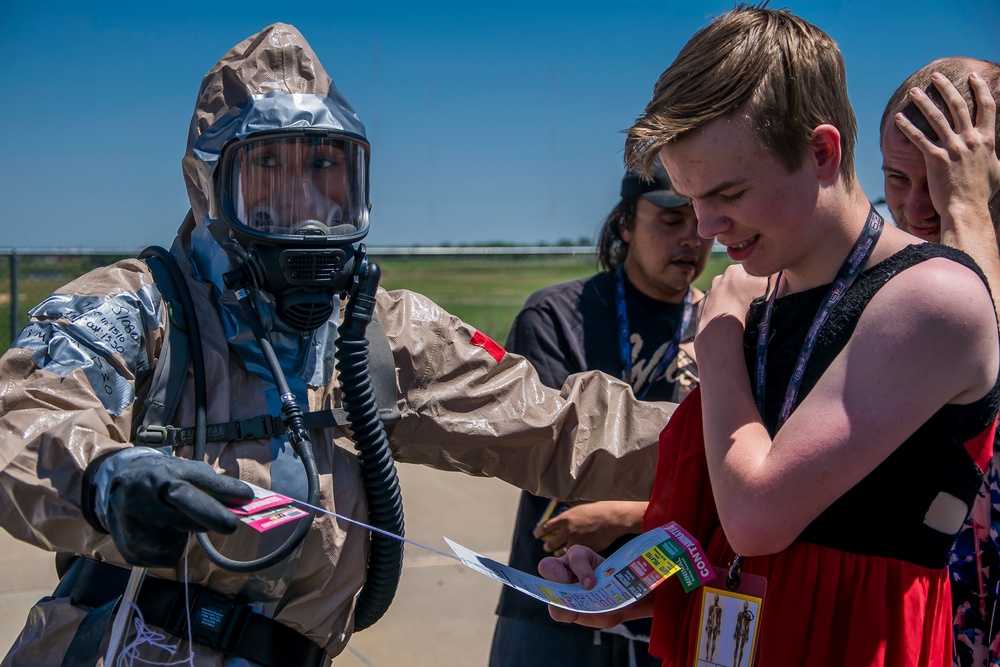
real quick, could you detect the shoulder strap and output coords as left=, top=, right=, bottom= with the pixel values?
left=798, top=242, right=989, bottom=400
left=131, top=247, right=191, bottom=445
left=827, top=242, right=987, bottom=337
left=132, top=258, right=400, bottom=445
left=367, top=312, right=401, bottom=433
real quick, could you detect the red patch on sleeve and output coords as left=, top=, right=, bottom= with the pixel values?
left=470, top=330, right=506, bottom=363
left=964, top=414, right=998, bottom=474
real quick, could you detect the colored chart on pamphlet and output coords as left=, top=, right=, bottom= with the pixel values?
left=446, top=521, right=712, bottom=613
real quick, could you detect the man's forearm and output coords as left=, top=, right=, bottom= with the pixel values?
left=941, top=205, right=1000, bottom=326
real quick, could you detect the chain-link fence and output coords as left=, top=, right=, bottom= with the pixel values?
left=0, top=248, right=608, bottom=352
left=0, top=247, right=730, bottom=353
left=1, top=250, right=138, bottom=352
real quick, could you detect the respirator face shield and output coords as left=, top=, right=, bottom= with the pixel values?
left=215, top=131, right=371, bottom=332
left=219, top=132, right=369, bottom=244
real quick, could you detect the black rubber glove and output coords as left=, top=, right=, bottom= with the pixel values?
left=96, top=453, right=255, bottom=567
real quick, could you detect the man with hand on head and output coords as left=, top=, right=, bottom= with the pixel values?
left=880, top=56, right=1000, bottom=667
left=881, top=57, right=1000, bottom=305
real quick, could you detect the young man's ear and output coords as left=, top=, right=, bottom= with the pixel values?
left=810, top=124, right=842, bottom=182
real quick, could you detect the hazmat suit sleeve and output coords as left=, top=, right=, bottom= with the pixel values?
left=381, top=288, right=674, bottom=502
left=0, top=260, right=164, bottom=555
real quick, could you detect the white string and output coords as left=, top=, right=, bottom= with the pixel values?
left=182, top=548, right=195, bottom=667
left=292, top=497, right=461, bottom=562
left=113, top=602, right=190, bottom=667
left=113, top=551, right=196, bottom=667
left=113, top=497, right=460, bottom=664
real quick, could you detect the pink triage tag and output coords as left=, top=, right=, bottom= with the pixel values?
left=240, top=506, right=310, bottom=532
left=229, top=483, right=309, bottom=533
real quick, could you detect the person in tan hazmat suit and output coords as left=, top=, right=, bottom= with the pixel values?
left=0, top=23, right=672, bottom=667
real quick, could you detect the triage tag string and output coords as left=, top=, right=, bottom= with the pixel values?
left=236, top=482, right=460, bottom=562
left=108, top=495, right=464, bottom=665
left=292, top=496, right=461, bottom=563
left=110, top=550, right=196, bottom=667
left=236, top=483, right=713, bottom=614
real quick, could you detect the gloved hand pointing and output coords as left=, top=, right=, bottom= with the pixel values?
left=83, top=448, right=255, bottom=567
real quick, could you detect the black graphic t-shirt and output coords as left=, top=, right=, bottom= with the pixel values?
left=496, top=270, right=697, bottom=630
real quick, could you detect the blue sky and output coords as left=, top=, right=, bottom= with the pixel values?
left=2, top=1, right=998, bottom=249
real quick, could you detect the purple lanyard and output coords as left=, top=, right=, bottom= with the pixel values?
left=614, top=266, right=693, bottom=400
left=754, top=206, right=884, bottom=428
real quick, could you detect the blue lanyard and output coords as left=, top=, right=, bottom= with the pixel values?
left=754, top=206, right=884, bottom=428
left=614, top=266, right=693, bottom=400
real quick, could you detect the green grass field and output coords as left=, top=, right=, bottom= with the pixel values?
left=0, top=251, right=734, bottom=350
left=378, top=253, right=733, bottom=343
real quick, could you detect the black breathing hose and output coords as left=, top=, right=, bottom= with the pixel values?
left=334, top=259, right=405, bottom=631
left=198, top=327, right=321, bottom=572
left=204, top=268, right=321, bottom=572
left=141, top=246, right=320, bottom=573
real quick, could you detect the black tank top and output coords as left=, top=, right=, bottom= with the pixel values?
left=743, top=243, right=1000, bottom=568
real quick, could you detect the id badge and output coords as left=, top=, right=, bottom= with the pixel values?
left=693, top=563, right=766, bottom=667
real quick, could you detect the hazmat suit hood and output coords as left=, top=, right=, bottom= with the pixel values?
left=174, top=23, right=369, bottom=413
left=179, top=22, right=368, bottom=245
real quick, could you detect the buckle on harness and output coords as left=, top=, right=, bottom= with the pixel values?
left=234, top=414, right=276, bottom=440
left=136, top=425, right=178, bottom=449
left=165, top=586, right=252, bottom=655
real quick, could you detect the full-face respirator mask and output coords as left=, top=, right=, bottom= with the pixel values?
left=216, top=130, right=371, bottom=331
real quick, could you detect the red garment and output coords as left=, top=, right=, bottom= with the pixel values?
left=642, top=387, right=953, bottom=666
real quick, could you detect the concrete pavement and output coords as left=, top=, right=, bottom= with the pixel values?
left=0, top=464, right=521, bottom=666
